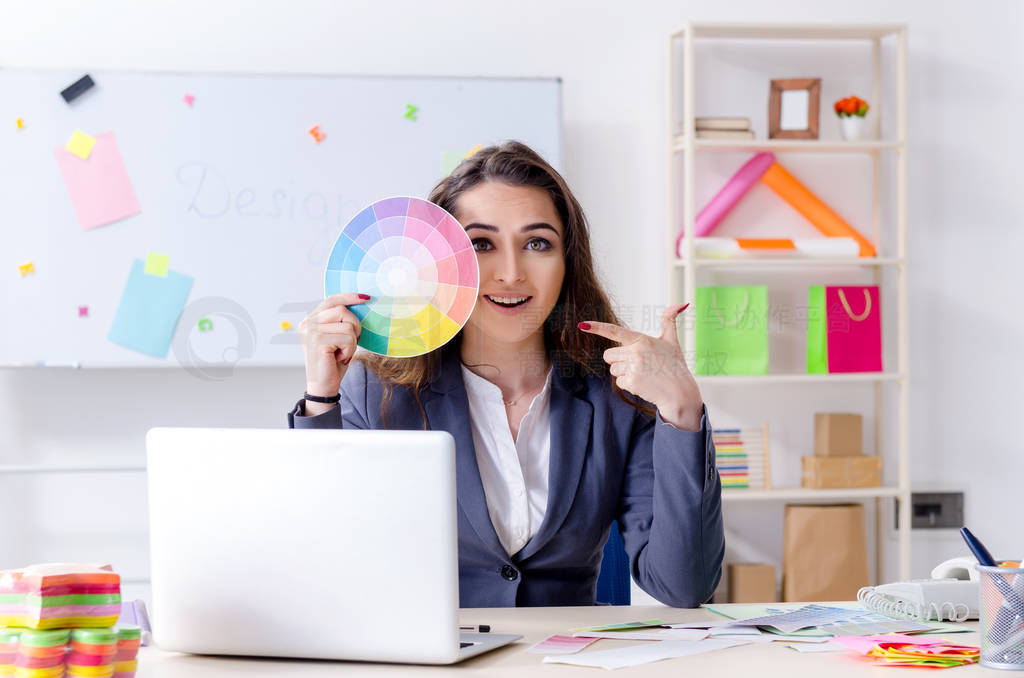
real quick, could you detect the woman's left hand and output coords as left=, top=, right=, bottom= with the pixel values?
left=579, top=303, right=704, bottom=431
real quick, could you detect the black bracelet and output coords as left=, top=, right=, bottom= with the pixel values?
left=304, top=392, right=341, bottom=404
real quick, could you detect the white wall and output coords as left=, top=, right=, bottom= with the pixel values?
left=2, top=0, right=1022, bottom=606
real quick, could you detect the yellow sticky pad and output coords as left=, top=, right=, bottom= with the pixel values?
left=66, top=130, right=97, bottom=160
left=280, top=321, right=292, bottom=331
left=18, top=262, right=35, bottom=277
left=144, top=252, right=170, bottom=277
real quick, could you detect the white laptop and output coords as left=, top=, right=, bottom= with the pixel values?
left=146, top=427, right=521, bottom=664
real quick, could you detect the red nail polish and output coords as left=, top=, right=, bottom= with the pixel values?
left=358, top=293, right=371, bottom=300
left=578, top=322, right=591, bottom=330
left=679, top=303, right=690, bottom=312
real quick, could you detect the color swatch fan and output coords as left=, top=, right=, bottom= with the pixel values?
left=325, top=197, right=479, bottom=357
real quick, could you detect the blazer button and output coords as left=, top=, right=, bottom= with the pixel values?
left=500, top=565, right=518, bottom=581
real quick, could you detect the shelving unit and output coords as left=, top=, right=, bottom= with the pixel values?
left=667, top=22, right=910, bottom=581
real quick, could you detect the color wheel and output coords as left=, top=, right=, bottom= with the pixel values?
left=324, top=196, right=479, bottom=357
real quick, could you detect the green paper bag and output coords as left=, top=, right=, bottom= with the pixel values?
left=695, top=285, right=768, bottom=375
left=807, top=285, right=827, bottom=373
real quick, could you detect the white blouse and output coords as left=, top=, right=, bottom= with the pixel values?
left=460, top=364, right=553, bottom=557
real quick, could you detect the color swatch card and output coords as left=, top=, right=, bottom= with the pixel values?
left=325, top=197, right=479, bottom=357
left=108, top=258, right=193, bottom=358
left=54, top=131, right=141, bottom=230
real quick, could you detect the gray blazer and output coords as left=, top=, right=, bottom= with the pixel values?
left=288, top=348, right=724, bottom=607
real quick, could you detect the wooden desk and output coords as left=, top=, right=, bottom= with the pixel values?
left=137, top=605, right=1003, bottom=676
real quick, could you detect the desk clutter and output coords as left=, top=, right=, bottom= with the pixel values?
left=0, top=564, right=141, bottom=678
left=532, top=604, right=978, bottom=670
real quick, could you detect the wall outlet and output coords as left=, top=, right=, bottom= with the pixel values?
left=894, top=492, right=964, bottom=529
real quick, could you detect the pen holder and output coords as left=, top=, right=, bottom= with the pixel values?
left=978, top=564, right=1024, bottom=670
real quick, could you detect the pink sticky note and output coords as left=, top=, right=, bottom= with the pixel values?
left=526, top=635, right=598, bottom=655
left=54, top=131, right=141, bottom=231
left=183, top=93, right=195, bottom=106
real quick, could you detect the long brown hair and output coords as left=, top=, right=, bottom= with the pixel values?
left=358, top=140, right=654, bottom=426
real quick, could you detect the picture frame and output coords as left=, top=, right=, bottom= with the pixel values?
left=769, top=78, right=821, bottom=140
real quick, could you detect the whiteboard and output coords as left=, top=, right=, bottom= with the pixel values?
left=0, top=69, right=561, bottom=369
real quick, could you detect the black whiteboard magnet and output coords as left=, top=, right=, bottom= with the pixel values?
left=60, top=74, right=95, bottom=103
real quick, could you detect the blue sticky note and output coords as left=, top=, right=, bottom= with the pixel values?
left=108, top=259, right=193, bottom=358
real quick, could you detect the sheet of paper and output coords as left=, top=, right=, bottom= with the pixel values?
left=54, top=130, right=141, bottom=230
left=108, top=258, right=193, bottom=358
left=665, top=620, right=737, bottom=629
left=572, top=629, right=709, bottom=641
left=542, top=638, right=748, bottom=670
left=787, top=643, right=848, bottom=653
left=725, top=604, right=866, bottom=633
left=570, top=619, right=668, bottom=633
left=709, top=625, right=762, bottom=636
left=526, top=635, right=597, bottom=655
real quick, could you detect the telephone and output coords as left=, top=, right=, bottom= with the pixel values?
left=857, top=556, right=979, bottom=622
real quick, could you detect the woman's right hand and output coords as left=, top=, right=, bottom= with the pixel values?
left=300, top=293, right=370, bottom=399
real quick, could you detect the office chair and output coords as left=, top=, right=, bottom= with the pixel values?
left=595, top=520, right=631, bottom=605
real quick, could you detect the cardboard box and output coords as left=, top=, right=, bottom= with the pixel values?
left=783, top=504, right=869, bottom=601
left=814, top=413, right=863, bottom=457
left=801, top=455, right=881, bottom=489
left=728, top=563, right=777, bottom=603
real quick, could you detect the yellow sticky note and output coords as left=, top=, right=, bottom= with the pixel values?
left=280, top=321, right=293, bottom=331
left=463, top=145, right=482, bottom=159
left=18, top=262, right=35, bottom=277
left=66, top=130, right=97, bottom=160
left=144, top=252, right=170, bottom=277
left=16, top=118, right=24, bottom=129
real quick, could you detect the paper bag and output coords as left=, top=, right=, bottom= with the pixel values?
left=783, top=504, right=869, bottom=601
left=807, top=285, right=882, bottom=373
left=695, top=285, right=768, bottom=375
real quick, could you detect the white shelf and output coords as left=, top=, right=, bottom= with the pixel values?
left=674, top=23, right=904, bottom=41
left=674, top=257, right=904, bottom=269
left=668, top=22, right=911, bottom=580
left=673, top=137, right=904, bottom=154
left=722, top=486, right=906, bottom=502
left=697, top=372, right=903, bottom=386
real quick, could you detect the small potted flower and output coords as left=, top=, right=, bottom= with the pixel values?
left=834, top=95, right=870, bottom=141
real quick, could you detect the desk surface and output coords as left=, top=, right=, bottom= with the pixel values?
left=138, top=605, right=1004, bottom=676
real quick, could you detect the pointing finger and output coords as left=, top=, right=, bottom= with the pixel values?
left=658, top=303, right=690, bottom=342
left=578, top=321, right=642, bottom=346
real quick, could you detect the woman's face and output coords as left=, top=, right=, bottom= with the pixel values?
left=455, top=181, right=566, bottom=346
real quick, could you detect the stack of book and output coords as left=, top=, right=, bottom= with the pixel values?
left=696, top=117, right=754, bottom=140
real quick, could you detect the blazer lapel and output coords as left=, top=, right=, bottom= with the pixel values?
left=422, top=349, right=508, bottom=561
left=516, top=369, right=592, bottom=561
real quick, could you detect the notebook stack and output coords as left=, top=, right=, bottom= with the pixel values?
left=0, top=565, right=140, bottom=678
left=696, top=117, right=754, bottom=140
left=0, top=564, right=121, bottom=630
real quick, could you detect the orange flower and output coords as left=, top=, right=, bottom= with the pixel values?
left=834, top=95, right=870, bottom=117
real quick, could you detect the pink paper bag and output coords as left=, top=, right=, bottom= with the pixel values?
left=826, top=285, right=882, bottom=373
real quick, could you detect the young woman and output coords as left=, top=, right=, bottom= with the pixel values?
left=288, top=141, right=723, bottom=607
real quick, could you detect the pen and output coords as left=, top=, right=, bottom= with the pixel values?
left=460, top=625, right=490, bottom=633
left=960, top=527, right=1024, bottom=644
left=960, top=527, right=997, bottom=566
